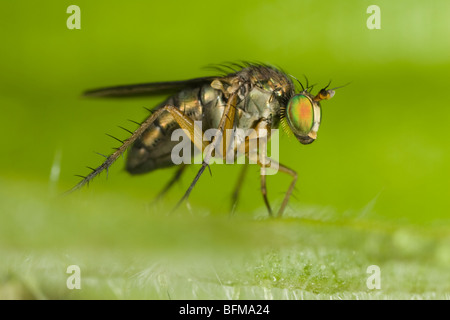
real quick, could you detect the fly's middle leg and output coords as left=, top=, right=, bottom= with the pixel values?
left=260, top=173, right=273, bottom=217
left=154, top=164, right=187, bottom=201
left=257, top=127, right=273, bottom=217
left=230, top=162, right=249, bottom=215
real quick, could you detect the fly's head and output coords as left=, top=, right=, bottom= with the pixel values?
left=281, top=81, right=344, bottom=145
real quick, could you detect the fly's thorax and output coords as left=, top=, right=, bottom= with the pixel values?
left=239, top=66, right=295, bottom=129
left=200, top=84, right=227, bottom=131
left=201, top=81, right=279, bottom=132
left=202, top=65, right=295, bottom=132
left=236, top=86, right=281, bottom=129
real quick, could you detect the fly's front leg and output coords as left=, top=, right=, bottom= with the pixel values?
left=257, top=157, right=297, bottom=217
left=243, top=120, right=273, bottom=216
left=276, top=163, right=298, bottom=217
left=247, top=120, right=297, bottom=217
left=245, top=152, right=274, bottom=217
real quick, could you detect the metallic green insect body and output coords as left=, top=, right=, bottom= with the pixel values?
left=70, top=62, right=339, bottom=216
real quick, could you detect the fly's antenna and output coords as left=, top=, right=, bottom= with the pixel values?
left=314, top=80, right=350, bottom=102
left=322, top=79, right=351, bottom=91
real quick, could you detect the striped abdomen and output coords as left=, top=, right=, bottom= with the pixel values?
left=125, top=84, right=226, bottom=174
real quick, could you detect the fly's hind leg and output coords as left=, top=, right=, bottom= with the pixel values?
left=67, top=105, right=204, bottom=194
left=174, top=89, right=239, bottom=211
left=230, top=162, right=249, bottom=215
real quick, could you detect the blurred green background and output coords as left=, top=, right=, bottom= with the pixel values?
left=1, top=0, right=450, bottom=299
